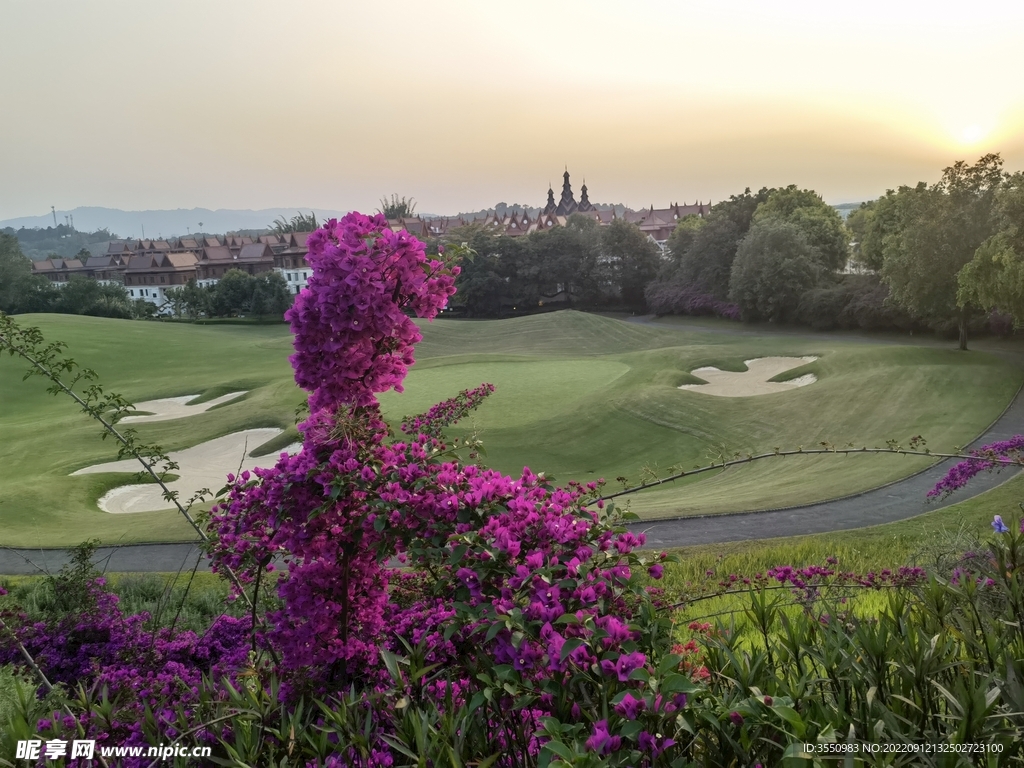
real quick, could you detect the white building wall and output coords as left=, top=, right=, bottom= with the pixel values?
left=276, top=267, right=311, bottom=295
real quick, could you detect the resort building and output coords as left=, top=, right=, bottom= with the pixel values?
left=27, top=173, right=709, bottom=303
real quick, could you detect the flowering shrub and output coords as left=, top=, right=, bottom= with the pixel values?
left=0, top=558, right=248, bottom=759
left=928, top=435, right=1024, bottom=498
left=200, top=213, right=685, bottom=762
left=644, top=281, right=741, bottom=320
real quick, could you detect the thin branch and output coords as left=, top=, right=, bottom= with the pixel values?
left=665, top=582, right=916, bottom=611
left=597, top=446, right=1021, bottom=503
left=0, top=317, right=254, bottom=612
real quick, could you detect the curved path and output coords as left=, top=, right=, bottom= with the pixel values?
left=3, top=318, right=1023, bottom=575
left=623, top=315, right=1024, bottom=548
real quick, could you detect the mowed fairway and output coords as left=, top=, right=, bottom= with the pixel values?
left=0, top=311, right=1018, bottom=547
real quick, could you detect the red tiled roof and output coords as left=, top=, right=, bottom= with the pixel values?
left=163, top=252, right=199, bottom=268
left=201, top=245, right=234, bottom=262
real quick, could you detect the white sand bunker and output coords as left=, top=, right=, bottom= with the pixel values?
left=679, top=357, right=819, bottom=397
left=120, top=392, right=248, bottom=423
left=72, top=429, right=300, bottom=514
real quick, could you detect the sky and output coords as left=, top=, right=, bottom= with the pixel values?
left=2, top=0, right=1023, bottom=220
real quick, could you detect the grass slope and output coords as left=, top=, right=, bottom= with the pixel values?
left=0, top=311, right=1018, bottom=547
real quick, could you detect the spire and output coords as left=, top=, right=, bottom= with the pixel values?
left=556, top=169, right=577, bottom=216
left=543, top=183, right=557, bottom=215
left=578, top=178, right=594, bottom=212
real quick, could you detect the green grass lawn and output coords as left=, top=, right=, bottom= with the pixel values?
left=0, top=311, right=1019, bottom=547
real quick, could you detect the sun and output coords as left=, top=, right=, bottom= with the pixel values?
left=960, top=124, right=988, bottom=145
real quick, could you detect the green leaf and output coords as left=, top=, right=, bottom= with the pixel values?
left=380, top=650, right=403, bottom=683
left=773, top=704, right=805, bottom=737
left=485, top=621, right=506, bottom=644
left=660, top=673, right=698, bottom=695
left=560, top=637, right=586, bottom=662
left=467, top=691, right=487, bottom=715
left=449, top=543, right=469, bottom=564
left=542, top=741, right=575, bottom=761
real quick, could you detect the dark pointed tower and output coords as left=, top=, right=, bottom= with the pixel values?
left=542, top=184, right=557, bottom=215
left=555, top=168, right=578, bottom=216
left=577, top=178, right=594, bottom=212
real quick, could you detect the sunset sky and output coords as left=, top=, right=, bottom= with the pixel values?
left=2, top=0, right=1023, bottom=220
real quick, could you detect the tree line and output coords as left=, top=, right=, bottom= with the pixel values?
left=647, top=154, right=1022, bottom=348
left=849, top=153, right=1020, bottom=349
left=162, top=271, right=292, bottom=320
left=441, top=217, right=662, bottom=316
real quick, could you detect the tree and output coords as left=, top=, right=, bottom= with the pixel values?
left=271, top=212, right=318, bottom=234
left=379, top=194, right=416, bottom=219
left=52, top=276, right=134, bottom=319
left=600, top=219, right=661, bottom=307
left=181, top=279, right=211, bottom=319
left=664, top=215, right=706, bottom=269
left=166, top=280, right=212, bottom=320
left=753, top=186, right=850, bottom=271
left=0, top=233, right=33, bottom=313
left=647, top=187, right=773, bottom=307
left=846, top=200, right=879, bottom=269
left=452, top=252, right=509, bottom=317
left=250, top=272, right=292, bottom=320
left=729, top=217, right=822, bottom=322
left=957, top=171, right=1024, bottom=323
left=669, top=216, right=743, bottom=299
left=210, top=269, right=256, bottom=316
left=880, top=154, right=1005, bottom=350
left=530, top=215, right=604, bottom=304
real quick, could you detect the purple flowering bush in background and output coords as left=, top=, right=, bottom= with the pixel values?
left=644, top=282, right=741, bottom=321
left=3, top=213, right=1024, bottom=765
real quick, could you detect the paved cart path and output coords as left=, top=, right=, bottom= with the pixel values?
left=3, top=318, right=1022, bottom=574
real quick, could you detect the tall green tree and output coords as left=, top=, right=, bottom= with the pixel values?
left=957, top=171, right=1024, bottom=323
left=379, top=195, right=416, bottom=219
left=250, top=272, right=292, bottom=320
left=53, top=276, right=134, bottom=318
left=880, top=154, right=1005, bottom=349
left=600, top=219, right=661, bottom=307
left=753, top=186, right=850, bottom=271
left=648, top=187, right=773, bottom=307
left=0, top=233, right=33, bottom=313
left=270, top=212, right=318, bottom=234
left=729, top=217, right=822, bottom=322
left=530, top=215, right=603, bottom=304
left=210, top=269, right=256, bottom=316
left=664, top=215, right=706, bottom=269
left=668, top=216, right=743, bottom=299
left=446, top=224, right=515, bottom=316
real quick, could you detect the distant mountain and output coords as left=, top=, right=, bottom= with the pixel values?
left=832, top=202, right=868, bottom=220
left=0, top=207, right=349, bottom=239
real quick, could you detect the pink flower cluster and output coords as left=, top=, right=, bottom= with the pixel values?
left=928, top=435, right=1024, bottom=498
left=210, top=214, right=663, bottom=714
left=401, top=382, right=496, bottom=438
left=286, top=212, right=458, bottom=411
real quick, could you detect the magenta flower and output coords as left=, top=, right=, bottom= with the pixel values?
left=585, top=720, right=621, bottom=755
left=613, top=692, right=646, bottom=720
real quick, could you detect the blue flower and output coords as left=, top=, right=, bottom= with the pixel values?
left=992, top=515, right=1010, bottom=534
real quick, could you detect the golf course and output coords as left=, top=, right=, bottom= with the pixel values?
left=0, top=310, right=1019, bottom=548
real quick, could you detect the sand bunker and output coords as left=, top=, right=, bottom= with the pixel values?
left=72, top=429, right=300, bottom=514
left=119, top=392, right=248, bottom=423
left=679, top=357, right=818, bottom=397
